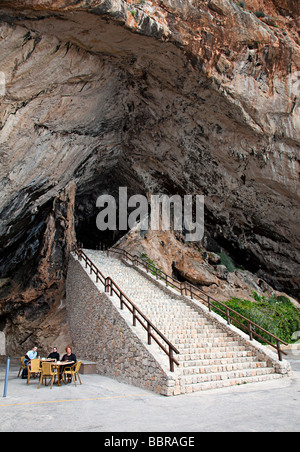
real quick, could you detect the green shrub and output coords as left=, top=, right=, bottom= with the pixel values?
left=212, top=295, right=300, bottom=344
left=254, top=10, right=265, bottom=18
left=217, top=252, right=236, bottom=272
left=140, top=253, right=162, bottom=277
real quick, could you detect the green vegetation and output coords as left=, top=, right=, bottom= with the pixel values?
left=140, top=253, right=162, bottom=277
left=212, top=292, right=300, bottom=344
left=217, top=252, right=236, bottom=273
left=254, top=10, right=266, bottom=18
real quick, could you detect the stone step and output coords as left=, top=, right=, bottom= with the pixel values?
left=178, top=366, right=276, bottom=385
left=171, top=335, right=238, bottom=343
left=138, top=305, right=202, bottom=312
left=176, top=345, right=251, bottom=355
left=177, top=373, right=284, bottom=394
left=163, top=332, right=229, bottom=339
left=180, top=361, right=269, bottom=375
left=178, top=349, right=257, bottom=361
left=179, top=355, right=259, bottom=367
left=174, top=341, right=244, bottom=350
left=152, top=323, right=206, bottom=329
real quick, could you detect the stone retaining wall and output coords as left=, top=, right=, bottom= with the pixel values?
left=66, top=255, right=174, bottom=395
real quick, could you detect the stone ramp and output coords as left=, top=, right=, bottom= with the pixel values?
left=67, top=250, right=292, bottom=395
left=66, top=253, right=176, bottom=395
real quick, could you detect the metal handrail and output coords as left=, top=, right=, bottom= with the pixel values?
left=109, top=246, right=288, bottom=361
left=73, top=245, right=179, bottom=372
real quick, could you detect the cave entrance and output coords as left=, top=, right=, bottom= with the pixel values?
left=75, top=190, right=130, bottom=250
left=74, top=166, right=146, bottom=250
left=76, top=215, right=128, bottom=250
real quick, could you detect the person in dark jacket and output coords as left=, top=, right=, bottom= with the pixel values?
left=60, top=346, right=77, bottom=383
left=61, top=346, right=76, bottom=363
left=48, top=347, right=60, bottom=362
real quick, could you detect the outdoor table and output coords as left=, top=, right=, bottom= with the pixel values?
left=52, top=361, right=75, bottom=386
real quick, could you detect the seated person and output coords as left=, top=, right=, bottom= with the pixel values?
left=24, top=346, right=38, bottom=366
left=48, top=347, right=60, bottom=362
left=60, top=346, right=77, bottom=382
left=62, top=346, right=76, bottom=363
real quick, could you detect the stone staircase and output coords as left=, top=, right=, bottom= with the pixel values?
left=81, top=249, right=290, bottom=395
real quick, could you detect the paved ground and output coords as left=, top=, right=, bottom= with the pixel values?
left=0, top=351, right=300, bottom=433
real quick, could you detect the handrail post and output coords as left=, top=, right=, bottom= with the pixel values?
left=248, top=322, right=253, bottom=341
left=133, top=307, right=136, bottom=327
left=105, top=277, right=110, bottom=293
left=147, top=323, right=152, bottom=345
left=207, top=296, right=211, bottom=312
left=169, top=347, right=174, bottom=372
left=120, top=294, right=123, bottom=310
left=226, top=307, right=231, bottom=325
left=276, top=340, right=283, bottom=361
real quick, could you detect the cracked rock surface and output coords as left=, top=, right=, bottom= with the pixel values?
left=0, top=0, right=299, bottom=354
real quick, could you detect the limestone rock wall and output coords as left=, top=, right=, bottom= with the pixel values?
left=0, top=0, right=299, bottom=353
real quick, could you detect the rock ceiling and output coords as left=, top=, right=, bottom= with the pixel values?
left=0, top=0, right=299, bottom=352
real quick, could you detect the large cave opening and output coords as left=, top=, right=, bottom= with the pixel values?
left=0, top=5, right=299, bottom=336
left=74, top=153, right=149, bottom=250
left=75, top=185, right=132, bottom=250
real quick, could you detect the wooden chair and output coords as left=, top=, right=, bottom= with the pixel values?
left=27, top=359, right=42, bottom=385
left=62, top=361, right=82, bottom=387
left=38, top=362, right=58, bottom=389
left=18, top=356, right=26, bottom=377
